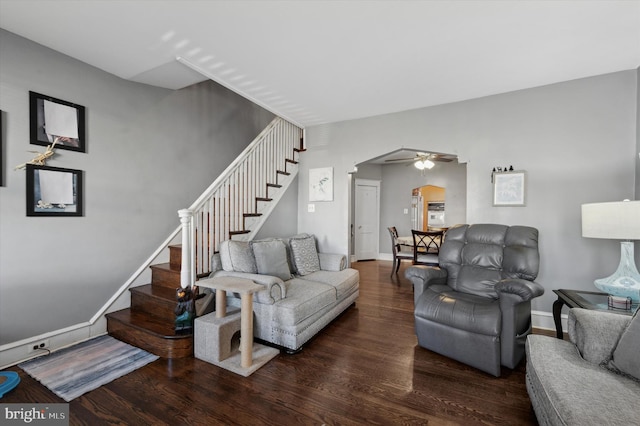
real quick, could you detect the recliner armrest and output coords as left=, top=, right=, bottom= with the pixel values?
left=495, top=278, right=544, bottom=302
left=568, top=308, right=631, bottom=365
left=405, top=266, right=448, bottom=304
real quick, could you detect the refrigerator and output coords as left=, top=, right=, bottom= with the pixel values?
left=411, top=195, right=423, bottom=230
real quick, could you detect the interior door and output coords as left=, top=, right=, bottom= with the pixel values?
left=354, top=179, right=380, bottom=261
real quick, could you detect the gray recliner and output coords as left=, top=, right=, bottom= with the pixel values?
left=405, top=224, right=544, bottom=377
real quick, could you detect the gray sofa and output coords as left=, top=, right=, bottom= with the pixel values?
left=526, top=308, right=639, bottom=425
left=207, top=234, right=359, bottom=352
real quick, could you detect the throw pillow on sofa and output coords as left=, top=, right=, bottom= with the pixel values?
left=290, top=234, right=320, bottom=276
left=219, top=240, right=257, bottom=273
left=605, top=309, right=640, bottom=382
left=251, top=239, right=292, bottom=281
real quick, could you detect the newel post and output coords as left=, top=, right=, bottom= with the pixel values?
left=178, top=209, right=193, bottom=289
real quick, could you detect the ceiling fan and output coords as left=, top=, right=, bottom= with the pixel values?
left=384, top=152, right=454, bottom=170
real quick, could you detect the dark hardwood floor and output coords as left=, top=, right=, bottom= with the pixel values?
left=2, top=260, right=541, bottom=425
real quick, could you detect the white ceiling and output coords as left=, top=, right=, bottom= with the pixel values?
left=1, top=1, right=639, bottom=128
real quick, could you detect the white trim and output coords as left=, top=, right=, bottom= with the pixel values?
left=531, top=309, right=566, bottom=334
left=378, top=253, right=393, bottom=261
left=0, top=322, right=107, bottom=369
left=176, top=56, right=304, bottom=129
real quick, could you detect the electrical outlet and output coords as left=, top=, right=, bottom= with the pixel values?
left=28, top=339, right=50, bottom=353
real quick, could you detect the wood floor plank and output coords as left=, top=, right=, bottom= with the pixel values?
left=2, top=260, right=539, bottom=425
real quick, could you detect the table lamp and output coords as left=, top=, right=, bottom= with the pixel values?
left=581, top=200, right=640, bottom=303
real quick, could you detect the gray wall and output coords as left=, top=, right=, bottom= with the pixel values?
left=255, top=176, right=299, bottom=239
left=378, top=161, right=467, bottom=246
left=298, top=70, right=638, bottom=315
left=0, top=30, right=277, bottom=345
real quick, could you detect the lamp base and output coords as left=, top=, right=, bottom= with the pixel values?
left=594, top=241, right=640, bottom=303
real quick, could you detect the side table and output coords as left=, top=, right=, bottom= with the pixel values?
left=552, top=289, right=637, bottom=339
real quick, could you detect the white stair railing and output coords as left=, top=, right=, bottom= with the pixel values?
left=179, top=117, right=303, bottom=288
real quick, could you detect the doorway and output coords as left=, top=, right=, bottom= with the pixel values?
left=412, top=185, right=445, bottom=230
left=354, top=179, right=380, bottom=261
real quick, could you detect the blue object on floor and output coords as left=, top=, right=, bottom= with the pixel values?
left=0, top=371, right=20, bottom=398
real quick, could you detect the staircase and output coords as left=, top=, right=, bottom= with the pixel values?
left=106, top=245, right=193, bottom=358
left=106, top=117, right=304, bottom=358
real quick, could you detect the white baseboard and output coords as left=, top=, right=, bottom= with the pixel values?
left=378, top=253, right=393, bottom=261
left=0, top=321, right=107, bottom=370
left=532, top=310, right=565, bottom=334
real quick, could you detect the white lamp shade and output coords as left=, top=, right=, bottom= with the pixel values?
left=414, top=161, right=425, bottom=170
left=582, top=200, right=640, bottom=240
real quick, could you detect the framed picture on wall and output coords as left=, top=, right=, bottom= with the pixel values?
left=493, top=170, right=526, bottom=206
left=29, top=91, right=86, bottom=152
left=26, top=164, right=83, bottom=216
left=309, top=167, right=333, bottom=201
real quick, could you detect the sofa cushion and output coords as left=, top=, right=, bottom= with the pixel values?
left=219, top=241, right=257, bottom=273
left=526, top=335, right=639, bottom=425
left=251, top=239, right=292, bottom=281
left=299, top=269, right=359, bottom=298
left=273, top=279, right=335, bottom=326
left=606, top=309, right=640, bottom=381
left=279, top=233, right=309, bottom=269
left=290, top=234, right=320, bottom=276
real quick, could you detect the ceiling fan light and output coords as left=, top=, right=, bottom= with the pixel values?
left=423, top=159, right=435, bottom=169
left=414, top=160, right=425, bottom=170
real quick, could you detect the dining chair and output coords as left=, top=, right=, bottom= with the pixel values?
left=411, top=229, right=442, bottom=266
left=388, top=227, right=413, bottom=275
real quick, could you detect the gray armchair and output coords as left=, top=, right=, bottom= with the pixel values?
left=405, top=224, right=544, bottom=376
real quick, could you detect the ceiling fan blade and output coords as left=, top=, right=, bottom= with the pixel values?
left=385, top=157, right=419, bottom=162
left=430, top=154, right=454, bottom=162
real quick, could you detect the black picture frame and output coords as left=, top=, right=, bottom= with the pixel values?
left=29, top=91, right=86, bottom=153
left=26, top=164, right=83, bottom=216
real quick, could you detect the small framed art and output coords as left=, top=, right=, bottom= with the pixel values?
left=493, top=171, right=526, bottom=206
left=29, top=91, right=86, bottom=152
left=26, top=164, right=83, bottom=216
left=309, top=167, right=333, bottom=202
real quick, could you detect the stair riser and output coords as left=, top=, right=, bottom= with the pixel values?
left=131, top=292, right=175, bottom=322
left=151, top=267, right=181, bottom=289
left=107, top=319, right=192, bottom=358
left=169, top=245, right=182, bottom=270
